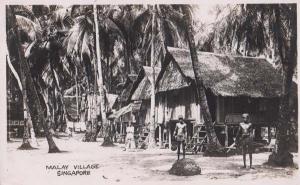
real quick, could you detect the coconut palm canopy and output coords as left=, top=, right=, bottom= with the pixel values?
left=157, top=47, right=283, bottom=98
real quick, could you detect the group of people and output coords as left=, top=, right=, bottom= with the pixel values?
left=173, top=113, right=254, bottom=168
left=121, top=113, right=254, bottom=168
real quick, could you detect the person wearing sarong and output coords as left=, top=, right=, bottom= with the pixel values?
left=124, top=121, right=136, bottom=150
left=236, top=113, right=254, bottom=169
left=173, top=115, right=187, bottom=160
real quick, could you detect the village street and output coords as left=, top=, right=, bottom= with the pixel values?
left=4, top=134, right=299, bottom=185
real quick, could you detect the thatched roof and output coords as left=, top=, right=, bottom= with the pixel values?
left=107, top=94, right=118, bottom=110
left=64, top=96, right=80, bottom=119
left=108, top=101, right=142, bottom=119
left=157, top=47, right=283, bottom=98
left=131, top=66, right=161, bottom=101
left=119, top=74, right=138, bottom=103
left=108, top=103, right=132, bottom=119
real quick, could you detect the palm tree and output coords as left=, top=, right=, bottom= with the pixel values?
left=7, top=5, right=60, bottom=152
left=93, top=4, right=113, bottom=146
left=148, top=5, right=157, bottom=148
left=63, top=6, right=99, bottom=142
left=6, top=41, right=33, bottom=149
left=105, top=5, right=146, bottom=74
left=63, top=5, right=119, bottom=144
left=182, top=5, right=221, bottom=153
left=268, top=4, right=297, bottom=166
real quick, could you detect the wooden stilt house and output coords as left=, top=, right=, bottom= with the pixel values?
left=155, top=47, right=286, bottom=148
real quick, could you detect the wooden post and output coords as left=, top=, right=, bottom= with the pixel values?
left=120, top=120, right=123, bottom=143
left=216, top=96, right=220, bottom=123
left=268, top=126, right=271, bottom=143
left=159, top=124, right=162, bottom=148
left=197, top=104, right=202, bottom=123
left=225, top=125, right=228, bottom=147
left=168, top=127, right=171, bottom=150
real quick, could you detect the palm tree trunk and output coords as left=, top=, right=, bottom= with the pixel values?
left=93, top=4, right=113, bottom=146
left=106, top=56, right=110, bottom=92
left=75, top=67, right=79, bottom=122
left=84, top=51, right=99, bottom=142
left=6, top=24, right=33, bottom=150
left=268, top=5, right=296, bottom=166
left=182, top=6, right=221, bottom=153
left=19, top=73, right=32, bottom=150
left=125, top=42, right=131, bottom=74
left=32, top=84, right=59, bottom=152
left=6, top=51, right=22, bottom=92
left=9, top=6, right=60, bottom=153
left=148, top=5, right=157, bottom=148
left=84, top=94, right=93, bottom=141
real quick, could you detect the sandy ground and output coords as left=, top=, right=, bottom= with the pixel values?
left=3, top=133, right=299, bottom=185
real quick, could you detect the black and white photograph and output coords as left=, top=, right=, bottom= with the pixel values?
left=1, top=1, right=299, bottom=184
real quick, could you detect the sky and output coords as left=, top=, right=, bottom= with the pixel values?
left=193, top=4, right=219, bottom=25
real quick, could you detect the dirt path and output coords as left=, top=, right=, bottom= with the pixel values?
left=4, top=134, right=299, bottom=185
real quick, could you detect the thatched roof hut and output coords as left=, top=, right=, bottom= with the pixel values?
left=131, top=66, right=161, bottom=101
left=157, top=47, right=283, bottom=98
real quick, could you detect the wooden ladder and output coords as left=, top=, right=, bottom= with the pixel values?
left=197, top=124, right=208, bottom=153
left=138, top=129, right=149, bottom=149
left=187, top=122, right=218, bottom=154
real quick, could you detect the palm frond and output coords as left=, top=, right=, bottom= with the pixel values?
left=15, top=15, right=42, bottom=41
left=13, top=5, right=36, bottom=21
left=49, top=7, right=74, bottom=30
left=107, top=17, right=128, bottom=40
left=64, top=15, right=93, bottom=56
left=164, top=19, right=184, bottom=47
left=24, top=40, right=37, bottom=58
left=103, top=18, right=125, bottom=39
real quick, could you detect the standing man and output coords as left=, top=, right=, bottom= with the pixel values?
left=236, top=113, right=254, bottom=169
left=173, top=115, right=187, bottom=160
